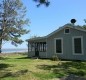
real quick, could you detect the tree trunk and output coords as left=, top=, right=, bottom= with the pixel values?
left=0, top=39, right=2, bottom=53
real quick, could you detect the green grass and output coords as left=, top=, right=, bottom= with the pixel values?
left=0, top=53, right=86, bottom=80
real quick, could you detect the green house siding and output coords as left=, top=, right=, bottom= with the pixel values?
left=47, top=28, right=86, bottom=60
left=28, top=24, right=86, bottom=60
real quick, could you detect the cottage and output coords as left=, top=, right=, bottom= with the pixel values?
left=27, top=24, right=86, bottom=60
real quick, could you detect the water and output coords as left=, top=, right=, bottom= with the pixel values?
left=2, top=49, right=28, bottom=53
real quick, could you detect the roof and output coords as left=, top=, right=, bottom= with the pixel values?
left=28, top=36, right=46, bottom=41
left=46, top=23, right=86, bottom=37
left=27, top=23, right=86, bottom=41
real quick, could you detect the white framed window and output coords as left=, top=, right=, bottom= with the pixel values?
left=54, top=38, right=63, bottom=54
left=72, top=36, right=83, bottom=55
left=64, top=28, right=70, bottom=34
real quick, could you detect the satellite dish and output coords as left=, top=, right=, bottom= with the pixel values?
left=70, top=19, right=76, bottom=24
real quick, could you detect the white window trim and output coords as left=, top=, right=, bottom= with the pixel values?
left=72, top=36, right=84, bottom=55
left=54, top=38, right=63, bottom=54
left=64, top=28, right=70, bottom=34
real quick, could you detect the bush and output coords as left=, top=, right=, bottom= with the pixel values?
left=52, top=54, right=60, bottom=61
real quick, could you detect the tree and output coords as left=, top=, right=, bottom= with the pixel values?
left=81, top=19, right=86, bottom=30
left=0, top=0, right=29, bottom=53
left=34, top=0, right=50, bottom=7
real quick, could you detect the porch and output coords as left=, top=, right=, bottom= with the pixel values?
left=28, top=37, right=47, bottom=58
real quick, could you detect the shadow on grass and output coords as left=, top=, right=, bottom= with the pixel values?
left=37, top=61, right=86, bottom=78
left=0, top=57, right=10, bottom=60
left=0, top=63, right=10, bottom=69
left=16, top=57, right=29, bottom=59
left=60, top=74, right=86, bottom=80
left=14, top=52, right=28, bottom=56
left=0, top=69, right=28, bottom=78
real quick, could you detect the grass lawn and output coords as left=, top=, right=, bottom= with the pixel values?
left=0, top=53, right=86, bottom=80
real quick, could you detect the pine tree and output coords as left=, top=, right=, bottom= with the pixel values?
left=34, top=0, right=50, bottom=7
left=0, top=0, right=29, bottom=53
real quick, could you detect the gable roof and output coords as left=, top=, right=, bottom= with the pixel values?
left=27, top=23, right=86, bottom=41
left=46, top=23, right=86, bottom=38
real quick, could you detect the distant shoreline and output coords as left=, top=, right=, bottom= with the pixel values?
left=1, top=52, right=28, bottom=54
left=1, top=49, right=28, bottom=53
left=2, top=48, right=28, bottom=50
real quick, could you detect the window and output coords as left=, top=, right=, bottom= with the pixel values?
left=55, top=38, right=63, bottom=54
left=28, top=43, right=35, bottom=52
left=72, top=36, right=83, bottom=55
left=38, top=42, right=47, bottom=52
left=64, top=28, right=70, bottom=34
left=28, top=42, right=47, bottom=52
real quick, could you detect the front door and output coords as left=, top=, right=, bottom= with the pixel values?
left=35, top=43, right=39, bottom=57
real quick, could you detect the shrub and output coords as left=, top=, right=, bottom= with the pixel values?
left=52, top=54, right=60, bottom=61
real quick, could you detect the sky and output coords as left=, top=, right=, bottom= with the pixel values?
left=2, top=0, right=86, bottom=49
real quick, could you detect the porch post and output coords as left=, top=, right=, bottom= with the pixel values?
left=43, top=42, right=44, bottom=51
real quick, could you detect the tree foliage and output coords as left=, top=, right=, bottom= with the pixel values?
left=33, top=0, right=50, bottom=7
left=81, top=19, right=86, bottom=30
left=0, top=0, right=29, bottom=52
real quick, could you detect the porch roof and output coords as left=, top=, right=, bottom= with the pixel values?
left=28, top=36, right=47, bottom=42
